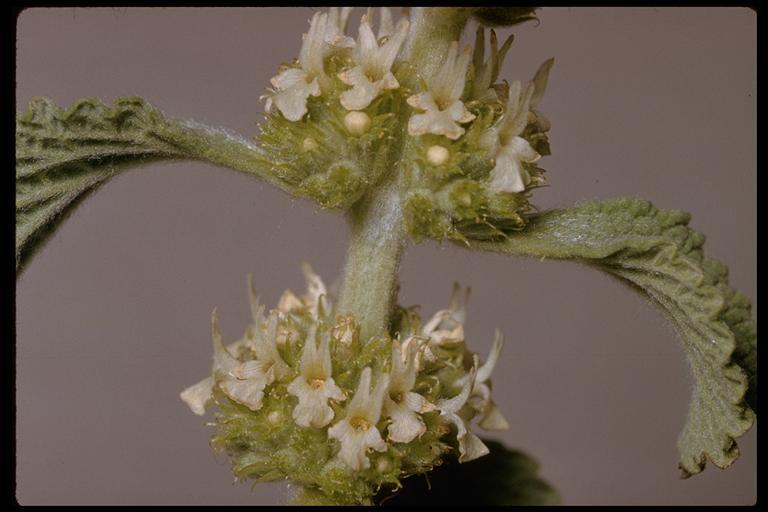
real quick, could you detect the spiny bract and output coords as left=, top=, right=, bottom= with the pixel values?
left=180, top=265, right=508, bottom=505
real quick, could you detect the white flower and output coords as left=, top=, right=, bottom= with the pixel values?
left=338, top=14, right=409, bottom=110
left=436, top=359, right=489, bottom=462
left=420, top=284, right=469, bottom=363
left=179, top=276, right=295, bottom=415
left=180, top=376, right=213, bottom=416
left=470, top=27, right=514, bottom=102
left=277, top=289, right=304, bottom=313
left=383, top=339, right=436, bottom=443
left=262, top=11, right=329, bottom=121
left=482, top=80, right=540, bottom=193
left=275, top=263, right=328, bottom=318
left=407, top=42, right=476, bottom=140
left=180, top=316, right=254, bottom=415
left=323, top=7, right=355, bottom=50
left=421, top=309, right=464, bottom=361
left=328, top=367, right=390, bottom=471
left=301, top=262, right=328, bottom=319
left=251, top=311, right=291, bottom=384
left=456, top=330, right=509, bottom=430
left=246, top=280, right=292, bottom=382
left=287, top=325, right=345, bottom=428
left=212, top=309, right=272, bottom=411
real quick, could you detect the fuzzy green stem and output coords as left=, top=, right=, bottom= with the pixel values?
left=337, top=8, right=471, bottom=341
left=402, top=7, right=473, bottom=85
left=338, top=177, right=405, bottom=342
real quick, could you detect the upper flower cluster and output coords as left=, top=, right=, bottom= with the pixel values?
left=180, top=266, right=507, bottom=504
left=257, top=7, right=553, bottom=242
left=262, top=8, right=409, bottom=121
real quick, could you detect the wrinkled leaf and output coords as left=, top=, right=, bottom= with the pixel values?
left=460, top=198, right=756, bottom=477
left=376, top=440, right=559, bottom=506
left=16, top=96, right=288, bottom=274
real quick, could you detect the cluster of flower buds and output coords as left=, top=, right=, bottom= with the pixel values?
left=180, top=265, right=507, bottom=505
left=257, top=7, right=553, bottom=242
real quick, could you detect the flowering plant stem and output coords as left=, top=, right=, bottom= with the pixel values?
left=15, top=6, right=755, bottom=505
left=402, top=8, right=472, bottom=82
left=338, top=176, right=405, bottom=341
left=338, top=8, right=471, bottom=341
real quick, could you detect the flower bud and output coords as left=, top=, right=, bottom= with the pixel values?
left=344, top=111, right=372, bottom=135
left=427, top=145, right=451, bottom=166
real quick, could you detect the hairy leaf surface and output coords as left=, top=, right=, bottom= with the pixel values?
left=16, top=96, right=288, bottom=273
left=461, top=198, right=756, bottom=477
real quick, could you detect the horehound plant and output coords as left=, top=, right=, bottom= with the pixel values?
left=15, top=7, right=756, bottom=506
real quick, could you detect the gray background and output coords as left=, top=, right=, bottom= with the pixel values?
left=16, top=7, right=756, bottom=505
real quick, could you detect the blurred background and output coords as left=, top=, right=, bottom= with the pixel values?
left=16, top=7, right=756, bottom=505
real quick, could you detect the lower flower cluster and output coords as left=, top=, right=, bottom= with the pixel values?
left=180, top=265, right=507, bottom=505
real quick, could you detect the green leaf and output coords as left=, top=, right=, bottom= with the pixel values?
left=459, top=198, right=756, bottom=478
left=375, top=440, right=559, bottom=506
left=16, top=96, right=289, bottom=274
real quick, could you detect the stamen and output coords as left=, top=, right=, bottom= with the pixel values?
left=350, top=417, right=371, bottom=431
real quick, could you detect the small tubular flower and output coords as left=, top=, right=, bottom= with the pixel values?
left=179, top=376, right=213, bottom=416
left=287, top=325, right=345, bottom=428
left=407, top=42, right=476, bottom=140
left=276, top=263, right=329, bottom=316
left=421, top=310, right=464, bottom=359
left=328, top=367, right=390, bottom=471
left=277, top=289, right=303, bottom=313
left=262, top=11, right=329, bottom=121
left=482, top=79, right=540, bottom=193
left=323, top=7, right=355, bottom=50
left=180, top=277, right=286, bottom=415
left=456, top=329, right=509, bottom=430
left=338, top=14, right=409, bottom=111
left=211, top=309, right=271, bottom=411
left=383, top=339, right=436, bottom=443
left=420, top=284, right=469, bottom=362
left=436, top=360, right=489, bottom=462
left=301, top=262, right=328, bottom=319
left=247, top=276, right=291, bottom=381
